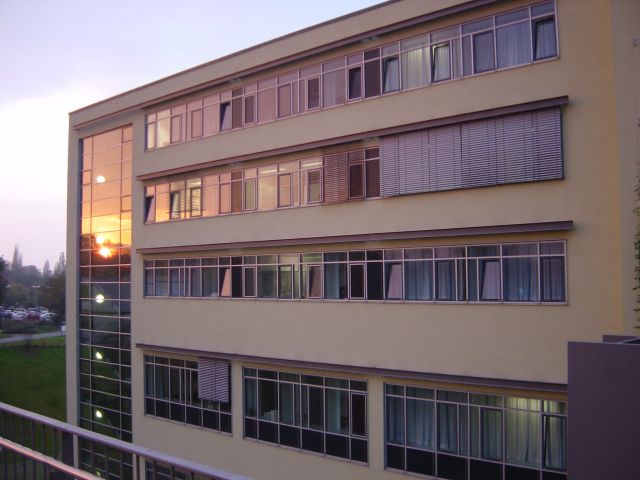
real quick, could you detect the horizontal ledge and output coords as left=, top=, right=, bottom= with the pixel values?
left=137, top=343, right=567, bottom=394
left=136, top=220, right=574, bottom=255
left=136, top=96, right=569, bottom=181
left=73, top=0, right=500, bottom=128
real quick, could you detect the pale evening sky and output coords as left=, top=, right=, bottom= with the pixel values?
left=0, top=0, right=382, bottom=269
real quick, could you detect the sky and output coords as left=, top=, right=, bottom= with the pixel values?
left=0, top=0, right=382, bottom=270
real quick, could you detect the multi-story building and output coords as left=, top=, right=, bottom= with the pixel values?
left=65, top=1, right=639, bottom=479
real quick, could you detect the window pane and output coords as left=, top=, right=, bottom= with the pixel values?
left=503, top=258, right=539, bottom=302
left=307, top=169, right=321, bottom=203
left=202, top=267, right=218, bottom=297
left=481, top=409, right=503, bottom=460
left=541, top=257, right=565, bottom=302
left=279, top=383, right=295, bottom=425
left=385, top=262, right=403, bottom=299
left=278, top=84, right=292, bottom=118
left=325, top=263, right=347, bottom=299
left=401, top=47, right=428, bottom=89
left=155, top=268, right=169, bottom=297
left=544, top=416, right=566, bottom=470
left=382, top=56, right=400, bottom=93
left=534, top=18, right=557, bottom=60
left=244, top=179, right=256, bottom=210
left=258, top=380, right=278, bottom=421
left=438, top=404, right=458, bottom=453
left=307, top=77, right=320, bottom=109
left=258, top=265, right=277, bottom=298
left=322, top=70, right=346, bottom=107
left=278, top=265, right=293, bottom=299
left=157, top=117, right=170, bottom=147
left=479, top=259, right=501, bottom=301
left=473, top=31, right=495, bottom=73
left=432, top=43, right=451, bottom=81
left=232, top=97, right=242, bottom=129
left=244, top=267, right=255, bottom=297
left=435, top=260, right=455, bottom=300
left=365, top=159, right=380, bottom=198
left=496, top=22, right=532, bottom=68
left=407, top=399, right=434, bottom=450
left=325, top=389, right=349, bottom=435
left=506, top=410, right=541, bottom=467
left=348, top=67, right=362, bottom=99
left=367, top=262, right=383, bottom=300
left=386, top=396, right=404, bottom=444
left=349, top=164, right=364, bottom=198
left=258, top=175, right=277, bottom=211
left=364, top=60, right=381, bottom=97
left=351, top=394, right=366, bottom=436
left=308, top=265, right=323, bottom=298
left=258, top=87, right=276, bottom=123
left=219, top=267, right=231, bottom=297
left=219, top=102, right=231, bottom=131
left=405, top=260, right=433, bottom=301
left=244, top=95, right=256, bottom=124
left=350, top=264, right=365, bottom=298
left=278, top=174, right=292, bottom=207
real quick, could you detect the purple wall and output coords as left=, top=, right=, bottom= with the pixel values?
left=568, top=340, right=640, bottom=479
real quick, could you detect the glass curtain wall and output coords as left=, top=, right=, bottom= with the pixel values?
left=78, top=126, right=133, bottom=451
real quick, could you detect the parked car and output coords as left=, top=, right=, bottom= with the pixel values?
left=2, top=309, right=13, bottom=319
left=27, top=309, right=41, bottom=320
left=40, top=312, right=57, bottom=323
left=12, top=311, right=28, bottom=321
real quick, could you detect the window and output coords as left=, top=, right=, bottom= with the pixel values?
left=322, top=59, right=346, bottom=108
left=431, top=43, right=451, bottom=82
left=219, top=101, right=231, bottom=131
left=385, top=384, right=567, bottom=477
left=243, top=368, right=367, bottom=462
left=143, top=242, right=565, bottom=304
left=169, top=191, right=181, bottom=220
left=306, top=77, right=320, bottom=109
left=348, top=67, right=362, bottom=100
left=533, top=17, right=557, bottom=60
left=401, top=36, right=429, bottom=89
left=363, top=48, right=381, bottom=98
left=144, top=355, right=231, bottom=433
left=145, top=1, right=558, bottom=151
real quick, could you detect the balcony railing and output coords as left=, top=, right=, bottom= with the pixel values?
left=0, top=401, right=252, bottom=480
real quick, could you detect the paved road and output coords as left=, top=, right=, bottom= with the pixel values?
left=0, top=331, right=65, bottom=345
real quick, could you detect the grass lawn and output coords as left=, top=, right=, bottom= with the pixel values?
left=0, top=336, right=66, bottom=420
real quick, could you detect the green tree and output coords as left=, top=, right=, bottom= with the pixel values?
left=0, top=256, right=7, bottom=305
left=42, top=260, right=52, bottom=278
left=10, top=245, right=22, bottom=271
left=41, top=251, right=66, bottom=323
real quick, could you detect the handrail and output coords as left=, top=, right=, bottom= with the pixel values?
left=0, top=437, right=101, bottom=480
left=0, top=401, right=254, bottom=480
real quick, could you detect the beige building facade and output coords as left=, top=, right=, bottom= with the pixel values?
left=67, top=1, right=640, bottom=479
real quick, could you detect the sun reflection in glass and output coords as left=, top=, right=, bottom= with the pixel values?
left=99, top=246, right=113, bottom=258
left=96, top=175, right=106, bottom=183
left=95, top=294, right=105, bottom=304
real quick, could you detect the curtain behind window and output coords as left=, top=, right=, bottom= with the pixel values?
left=473, top=31, right=495, bottom=72
left=407, top=399, right=434, bottom=450
left=506, top=410, right=541, bottom=466
left=432, top=44, right=451, bottom=81
left=544, top=416, right=566, bottom=470
left=535, top=19, right=557, bottom=59
left=497, top=22, right=531, bottom=68
left=386, top=396, right=404, bottom=444
left=503, top=258, right=539, bottom=301
left=401, top=48, right=428, bottom=89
